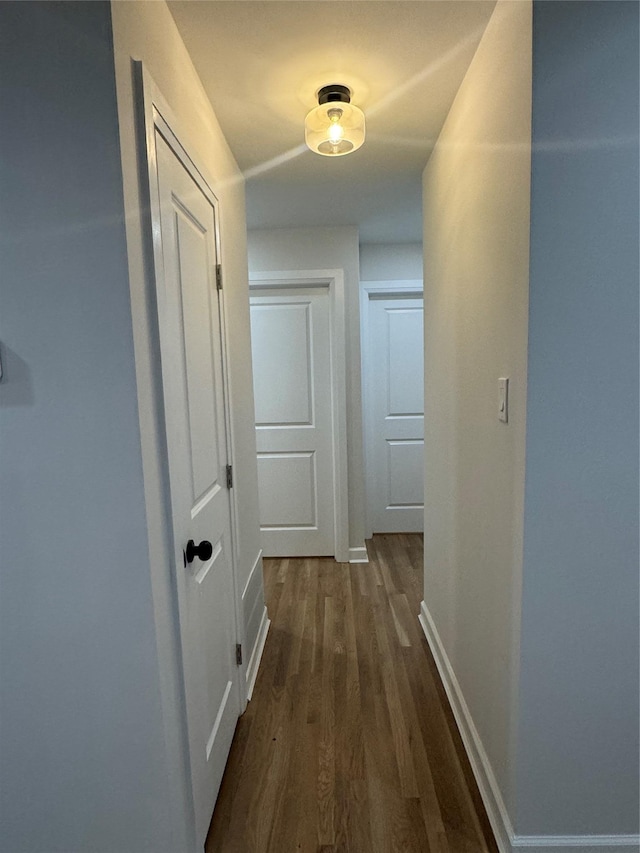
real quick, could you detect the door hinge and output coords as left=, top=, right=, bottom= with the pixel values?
left=226, top=464, right=233, bottom=490
left=235, top=644, right=243, bottom=666
left=216, top=264, right=223, bottom=291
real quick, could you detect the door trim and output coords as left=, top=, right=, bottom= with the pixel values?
left=360, top=281, right=423, bottom=539
left=250, top=270, right=349, bottom=564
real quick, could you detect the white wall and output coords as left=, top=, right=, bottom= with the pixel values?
left=248, top=227, right=366, bottom=554
left=110, top=3, right=265, bottom=843
left=359, top=242, right=423, bottom=282
left=0, top=3, right=174, bottom=850
left=515, top=0, right=639, bottom=837
left=421, top=0, right=532, bottom=826
left=422, top=0, right=639, bottom=847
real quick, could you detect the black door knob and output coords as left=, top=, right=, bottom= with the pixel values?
left=185, top=539, right=213, bottom=564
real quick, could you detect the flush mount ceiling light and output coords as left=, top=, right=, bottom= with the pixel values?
left=304, top=84, right=365, bottom=157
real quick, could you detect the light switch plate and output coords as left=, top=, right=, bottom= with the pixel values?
left=498, top=377, right=509, bottom=423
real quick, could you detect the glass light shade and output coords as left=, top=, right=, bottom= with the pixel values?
left=304, top=102, right=365, bottom=157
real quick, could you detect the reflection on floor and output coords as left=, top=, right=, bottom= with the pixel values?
left=206, top=533, right=497, bottom=853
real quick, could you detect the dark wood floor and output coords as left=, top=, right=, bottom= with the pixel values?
left=206, top=534, right=497, bottom=852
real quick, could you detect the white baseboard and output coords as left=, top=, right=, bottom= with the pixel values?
left=245, top=605, right=270, bottom=702
left=512, top=836, right=640, bottom=852
left=242, top=548, right=263, bottom=602
left=419, top=601, right=640, bottom=853
left=419, top=600, right=514, bottom=852
left=348, top=545, right=369, bottom=563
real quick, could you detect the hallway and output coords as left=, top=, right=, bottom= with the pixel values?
left=206, top=535, right=497, bottom=852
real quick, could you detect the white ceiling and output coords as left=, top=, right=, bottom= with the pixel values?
left=167, top=0, right=496, bottom=243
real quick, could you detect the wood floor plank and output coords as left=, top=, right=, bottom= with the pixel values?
left=389, top=592, right=413, bottom=648
left=318, top=595, right=336, bottom=846
left=206, top=534, right=498, bottom=853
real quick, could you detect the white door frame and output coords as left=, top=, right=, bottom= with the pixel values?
left=250, top=270, right=349, bottom=564
left=360, top=280, right=423, bottom=539
left=134, top=63, right=246, bottom=848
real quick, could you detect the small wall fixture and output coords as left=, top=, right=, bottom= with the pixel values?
left=304, top=84, right=365, bottom=157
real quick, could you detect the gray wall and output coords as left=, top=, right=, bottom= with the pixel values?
left=359, top=242, right=423, bottom=282
left=0, top=3, right=174, bottom=850
left=516, top=0, right=640, bottom=835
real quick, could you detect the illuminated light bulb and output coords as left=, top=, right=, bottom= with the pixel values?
left=327, top=107, right=344, bottom=141
left=304, top=85, right=365, bottom=157
left=328, top=121, right=344, bottom=143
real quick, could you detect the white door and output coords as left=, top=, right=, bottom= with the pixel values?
left=154, top=130, right=239, bottom=848
left=366, top=295, right=425, bottom=533
left=250, top=288, right=335, bottom=557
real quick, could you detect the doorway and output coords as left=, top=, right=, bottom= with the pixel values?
left=362, top=283, right=425, bottom=534
left=140, top=73, right=242, bottom=850
left=249, top=271, right=349, bottom=562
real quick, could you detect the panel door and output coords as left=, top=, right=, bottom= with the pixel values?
left=154, top=131, right=239, bottom=848
left=367, top=296, right=424, bottom=533
left=250, top=288, right=335, bottom=557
